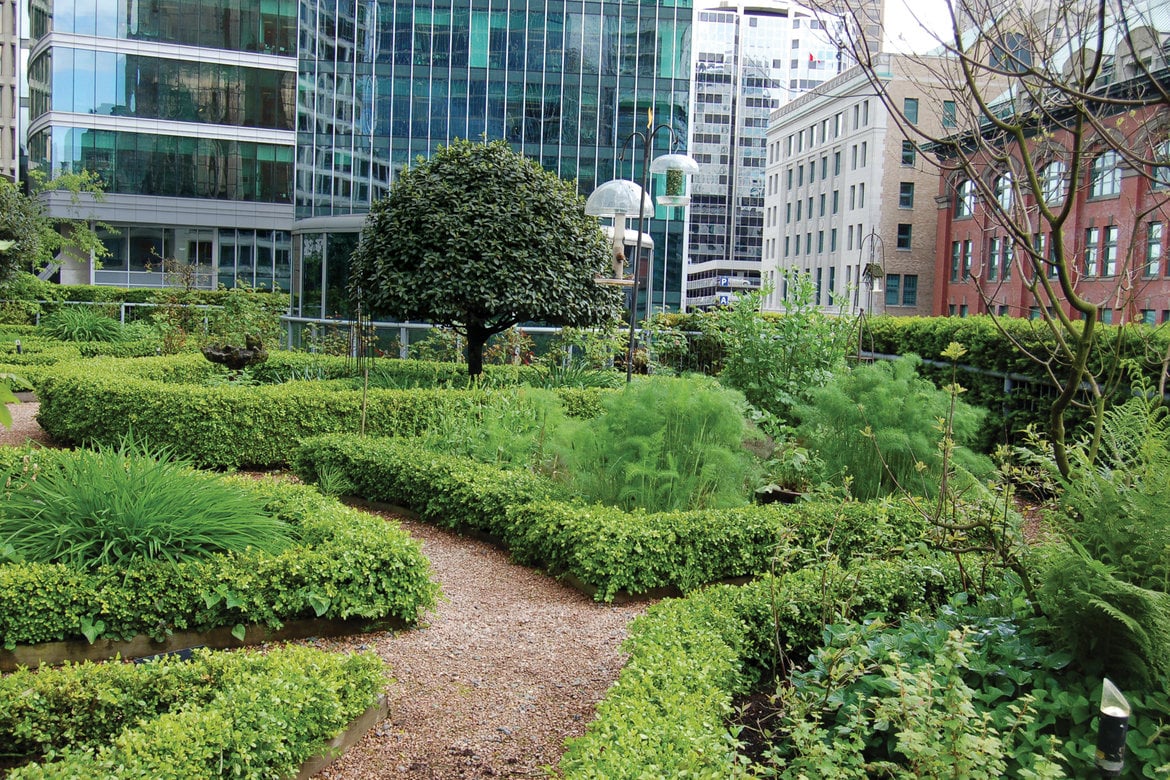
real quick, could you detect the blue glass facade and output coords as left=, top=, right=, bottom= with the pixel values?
left=27, top=0, right=297, bottom=289
left=294, top=0, right=694, bottom=317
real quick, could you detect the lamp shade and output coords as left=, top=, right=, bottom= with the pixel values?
left=649, top=153, right=699, bottom=175
left=585, top=179, right=654, bottom=219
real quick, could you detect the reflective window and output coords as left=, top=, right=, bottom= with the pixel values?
left=1089, top=150, right=1121, bottom=198
left=30, top=128, right=292, bottom=204
left=1041, top=160, right=1067, bottom=204
left=955, top=179, right=976, bottom=217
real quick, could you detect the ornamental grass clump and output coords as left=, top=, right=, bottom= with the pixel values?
left=40, top=306, right=124, bottom=343
left=0, top=440, right=293, bottom=570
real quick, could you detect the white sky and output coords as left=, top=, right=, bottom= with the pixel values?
left=883, top=0, right=957, bottom=54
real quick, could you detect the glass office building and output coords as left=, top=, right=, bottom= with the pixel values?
left=294, top=0, right=695, bottom=319
left=684, top=0, right=842, bottom=309
left=26, top=0, right=297, bottom=289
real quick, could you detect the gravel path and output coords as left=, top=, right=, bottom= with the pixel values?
left=3, top=400, right=648, bottom=779
left=313, top=516, right=647, bottom=779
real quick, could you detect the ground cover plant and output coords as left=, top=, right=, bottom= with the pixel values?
left=0, top=446, right=437, bottom=649
left=0, top=644, right=385, bottom=777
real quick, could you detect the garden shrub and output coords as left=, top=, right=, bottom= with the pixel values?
left=33, top=353, right=606, bottom=469
left=0, top=449, right=437, bottom=647
left=0, top=645, right=384, bottom=778
left=794, top=355, right=994, bottom=500
left=547, top=375, right=761, bottom=512
left=293, top=434, right=929, bottom=601
left=39, top=307, right=124, bottom=343
left=0, top=439, right=292, bottom=570
left=559, top=555, right=962, bottom=779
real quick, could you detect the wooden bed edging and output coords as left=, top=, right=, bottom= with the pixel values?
left=294, top=693, right=390, bottom=779
left=0, top=615, right=407, bottom=672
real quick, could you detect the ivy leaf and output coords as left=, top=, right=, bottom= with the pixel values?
left=231, top=623, right=247, bottom=642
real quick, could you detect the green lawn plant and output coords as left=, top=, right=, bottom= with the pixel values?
left=547, top=375, right=760, bottom=513
left=0, top=438, right=293, bottom=570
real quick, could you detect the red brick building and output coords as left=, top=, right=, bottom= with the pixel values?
left=932, top=100, right=1170, bottom=324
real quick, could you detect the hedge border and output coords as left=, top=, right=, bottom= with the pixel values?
left=31, top=353, right=608, bottom=469
left=292, top=434, right=928, bottom=602
left=0, top=449, right=438, bottom=653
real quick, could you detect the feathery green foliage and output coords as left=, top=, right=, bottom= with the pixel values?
left=0, top=440, right=293, bottom=570
left=547, top=375, right=760, bottom=512
left=40, top=307, right=124, bottom=343
left=794, top=356, right=994, bottom=500
left=1030, top=381, right=1170, bottom=689
left=415, top=386, right=568, bottom=467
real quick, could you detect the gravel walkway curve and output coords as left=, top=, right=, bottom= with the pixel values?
left=1, top=400, right=648, bottom=779
left=313, top=517, right=647, bottom=779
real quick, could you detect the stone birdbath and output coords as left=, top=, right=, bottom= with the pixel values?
left=201, top=334, right=269, bottom=372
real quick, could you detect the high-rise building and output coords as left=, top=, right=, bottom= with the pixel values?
left=683, top=0, right=843, bottom=309
left=25, top=0, right=298, bottom=288
left=763, top=53, right=952, bottom=317
left=293, top=0, right=695, bottom=320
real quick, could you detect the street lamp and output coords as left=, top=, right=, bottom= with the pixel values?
left=586, top=112, right=697, bottom=382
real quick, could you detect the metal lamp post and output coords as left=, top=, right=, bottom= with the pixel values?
left=587, top=114, right=697, bottom=382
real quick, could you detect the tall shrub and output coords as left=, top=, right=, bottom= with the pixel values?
left=794, top=355, right=993, bottom=500
left=547, top=375, right=760, bottom=512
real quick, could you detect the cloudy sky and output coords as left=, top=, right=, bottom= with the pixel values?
left=883, top=0, right=956, bottom=53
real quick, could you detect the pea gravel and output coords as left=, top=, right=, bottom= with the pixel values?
left=2, top=401, right=649, bottom=779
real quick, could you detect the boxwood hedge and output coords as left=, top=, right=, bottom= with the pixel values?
left=559, top=556, right=962, bottom=779
left=32, top=353, right=608, bottom=469
left=293, top=433, right=928, bottom=601
left=0, top=448, right=438, bottom=648
left=1, top=644, right=384, bottom=778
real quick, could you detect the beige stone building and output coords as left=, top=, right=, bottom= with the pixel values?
left=762, top=53, right=955, bottom=316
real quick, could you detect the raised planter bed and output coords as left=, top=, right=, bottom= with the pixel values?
left=0, top=615, right=405, bottom=673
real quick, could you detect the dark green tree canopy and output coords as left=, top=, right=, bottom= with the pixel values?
left=349, top=139, right=623, bottom=374
left=0, top=171, right=109, bottom=285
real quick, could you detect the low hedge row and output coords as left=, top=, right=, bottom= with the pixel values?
left=1, top=644, right=383, bottom=778
left=0, top=449, right=438, bottom=647
left=32, top=353, right=608, bottom=469
left=292, top=434, right=928, bottom=601
left=559, top=556, right=961, bottom=778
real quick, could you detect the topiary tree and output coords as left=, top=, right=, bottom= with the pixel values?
left=349, top=139, right=623, bottom=376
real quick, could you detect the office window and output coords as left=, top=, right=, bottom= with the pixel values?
left=899, top=182, right=914, bottom=208
left=988, top=237, right=1001, bottom=281
left=1103, top=225, right=1118, bottom=275
left=784, top=236, right=790, bottom=256
left=785, top=202, right=792, bottom=224
left=851, top=145, right=857, bottom=170
left=885, top=274, right=901, bottom=306
left=1141, top=309, right=1157, bottom=325
left=1003, top=240, right=1013, bottom=280
left=950, top=241, right=962, bottom=281
left=1084, top=227, right=1100, bottom=276
left=819, top=193, right=826, bottom=216
left=901, top=140, right=916, bottom=166
left=1147, top=222, right=1163, bottom=277
left=942, top=100, right=956, bottom=127
left=1041, top=160, right=1067, bottom=204
left=994, top=173, right=1013, bottom=210
left=862, top=100, right=869, bottom=125
left=834, top=151, right=841, bottom=176
left=817, top=231, right=824, bottom=252
left=820, top=156, right=828, bottom=179
left=1155, top=140, right=1170, bottom=188
left=808, top=161, right=816, bottom=183
left=849, top=185, right=856, bottom=209
left=1089, top=150, right=1121, bottom=198
left=815, top=268, right=823, bottom=304
left=858, top=184, right=865, bottom=208
left=904, top=97, right=919, bottom=124
left=832, top=190, right=839, bottom=214
left=798, top=166, right=804, bottom=186
left=902, top=274, right=918, bottom=306
left=960, top=304, right=969, bottom=316
left=955, top=179, right=976, bottom=217
left=860, top=142, right=867, bottom=167
left=796, top=200, right=802, bottom=220
left=830, top=228, right=837, bottom=251
left=1101, top=309, right=1114, bottom=324
left=896, top=223, right=912, bottom=249
left=963, top=240, right=973, bottom=278
left=786, top=168, right=793, bottom=189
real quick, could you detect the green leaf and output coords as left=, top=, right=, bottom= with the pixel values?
left=231, top=623, right=247, bottom=642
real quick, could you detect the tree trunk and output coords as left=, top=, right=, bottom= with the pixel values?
left=465, top=324, right=489, bottom=377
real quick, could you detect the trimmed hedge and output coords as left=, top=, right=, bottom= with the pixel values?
left=32, top=353, right=609, bottom=469
left=558, top=556, right=962, bottom=778
left=292, top=434, right=928, bottom=601
left=0, top=448, right=438, bottom=647
left=1, top=645, right=384, bottom=778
